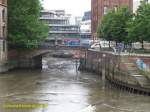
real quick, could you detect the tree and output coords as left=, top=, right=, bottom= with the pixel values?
left=127, top=1, right=150, bottom=48
left=97, top=6, right=133, bottom=44
left=97, top=10, right=115, bottom=47
left=111, top=6, right=133, bottom=43
left=8, top=0, right=49, bottom=49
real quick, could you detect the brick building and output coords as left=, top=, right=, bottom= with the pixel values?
left=91, top=0, right=133, bottom=40
left=0, top=0, right=7, bottom=63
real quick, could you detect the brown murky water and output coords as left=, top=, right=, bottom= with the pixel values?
left=0, top=57, right=149, bottom=112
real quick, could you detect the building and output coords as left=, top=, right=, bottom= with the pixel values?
left=91, top=0, right=133, bottom=40
left=144, top=0, right=148, bottom=3
left=0, top=0, right=7, bottom=63
left=75, top=16, right=82, bottom=26
left=80, top=20, right=91, bottom=39
left=82, top=11, right=91, bottom=21
left=80, top=11, right=91, bottom=39
left=79, top=11, right=92, bottom=48
left=40, top=10, right=80, bottom=47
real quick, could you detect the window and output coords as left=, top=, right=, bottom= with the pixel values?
left=2, top=26, right=5, bottom=37
left=2, top=9, right=5, bottom=22
left=144, top=0, right=148, bottom=3
left=114, top=6, right=118, bottom=11
left=3, top=40, right=5, bottom=52
left=104, top=6, right=108, bottom=15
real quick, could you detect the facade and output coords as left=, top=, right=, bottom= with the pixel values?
left=91, top=0, right=133, bottom=40
left=40, top=10, right=80, bottom=47
left=80, top=11, right=91, bottom=39
left=75, top=16, right=82, bottom=26
left=80, top=11, right=92, bottom=48
left=82, top=11, right=91, bottom=21
left=0, top=0, right=7, bottom=63
left=80, top=20, right=91, bottom=39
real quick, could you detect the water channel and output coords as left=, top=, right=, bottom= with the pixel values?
left=0, top=56, right=149, bottom=112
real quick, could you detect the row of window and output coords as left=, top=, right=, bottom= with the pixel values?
left=0, top=40, right=6, bottom=52
left=49, top=26, right=79, bottom=31
left=42, top=19, right=69, bottom=25
left=2, top=8, right=5, bottom=22
left=92, top=5, right=118, bottom=20
left=104, top=5, right=118, bottom=14
left=2, top=40, right=6, bottom=52
left=0, top=1, right=7, bottom=55
left=0, top=8, right=6, bottom=38
left=48, top=33, right=80, bottom=38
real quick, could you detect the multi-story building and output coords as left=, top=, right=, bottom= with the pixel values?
left=80, top=11, right=91, bottom=39
left=82, top=11, right=91, bottom=21
left=79, top=11, right=92, bottom=48
left=40, top=10, right=80, bottom=47
left=80, top=20, right=91, bottom=39
left=91, top=0, right=133, bottom=40
left=0, top=0, right=7, bottom=62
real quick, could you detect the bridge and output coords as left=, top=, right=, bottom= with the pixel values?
left=6, top=46, right=86, bottom=71
left=19, top=46, right=84, bottom=58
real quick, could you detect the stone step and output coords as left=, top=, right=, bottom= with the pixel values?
left=122, top=59, right=150, bottom=88
left=133, top=75, right=143, bottom=77
left=123, top=63, right=135, bottom=65
left=125, top=62, right=136, bottom=65
left=135, top=77, right=150, bottom=87
left=127, top=66, right=138, bottom=70
left=124, top=63, right=137, bottom=68
left=136, top=77, right=148, bottom=82
left=130, top=73, right=141, bottom=76
left=127, top=68, right=139, bottom=71
left=127, top=64, right=138, bottom=68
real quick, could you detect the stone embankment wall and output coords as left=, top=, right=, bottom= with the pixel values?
left=0, top=49, right=42, bottom=72
left=79, top=50, right=150, bottom=95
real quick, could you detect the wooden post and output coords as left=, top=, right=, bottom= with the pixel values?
left=102, top=54, right=106, bottom=89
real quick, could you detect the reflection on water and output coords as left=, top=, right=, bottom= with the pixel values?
left=0, top=57, right=149, bottom=112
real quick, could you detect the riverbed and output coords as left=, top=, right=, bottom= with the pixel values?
left=0, top=57, right=149, bottom=112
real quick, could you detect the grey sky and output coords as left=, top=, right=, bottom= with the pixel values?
left=43, top=0, right=141, bottom=16
left=43, top=0, right=91, bottom=16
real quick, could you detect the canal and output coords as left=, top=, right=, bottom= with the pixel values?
left=0, top=56, right=150, bottom=112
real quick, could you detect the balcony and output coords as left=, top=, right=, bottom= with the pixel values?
left=49, top=31, right=80, bottom=34
left=40, top=17, right=69, bottom=20
left=49, top=24, right=79, bottom=27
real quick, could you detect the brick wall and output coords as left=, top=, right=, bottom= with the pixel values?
left=91, top=0, right=133, bottom=40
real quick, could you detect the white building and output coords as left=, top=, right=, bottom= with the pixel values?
left=40, top=10, right=80, bottom=47
left=80, top=11, right=91, bottom=39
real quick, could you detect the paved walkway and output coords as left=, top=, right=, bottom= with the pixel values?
left=89, top=49, right=150, bottom=57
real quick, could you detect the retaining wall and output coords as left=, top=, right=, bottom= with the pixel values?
left=79, top=50, right=150, bottom=95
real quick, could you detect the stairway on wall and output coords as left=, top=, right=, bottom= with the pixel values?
left=121, top=57, right=150, bottom=88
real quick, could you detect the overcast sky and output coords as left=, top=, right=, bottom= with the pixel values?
left=43, top=0, right=141, bottom=16
left=43, top=0, right=91, bottom=16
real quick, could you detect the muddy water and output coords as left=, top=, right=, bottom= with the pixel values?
left=0, top=57, right=149, bottom=112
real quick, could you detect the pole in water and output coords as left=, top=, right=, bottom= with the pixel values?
left=102, top=54, right=106, bottom=89
left=76, top=58, right=78, bottom=72
left=74, top=51, right=79, bottom=80
left=75, top=58, right=79, bottom=80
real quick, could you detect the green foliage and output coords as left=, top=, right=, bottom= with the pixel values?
left=127, top=1, right=150, bottom=44
left=8, top=0, right=49, bottom=49
left=97, top=6, right=133, bottom=43
left=97, top=10, right=114, bottom=42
